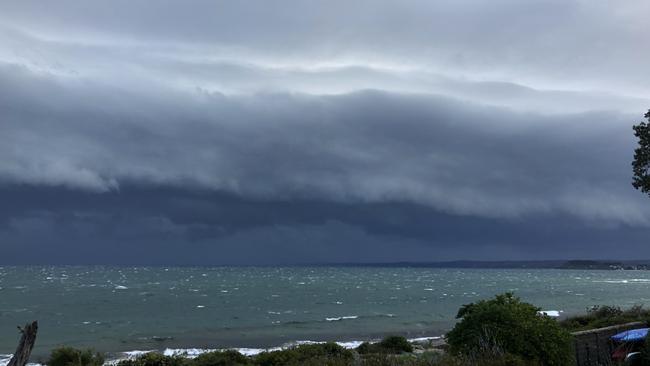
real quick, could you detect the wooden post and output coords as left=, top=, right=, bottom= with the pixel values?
left=8, top=321, right=38, bottom=366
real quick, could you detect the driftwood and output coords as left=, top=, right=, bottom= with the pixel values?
left=8, top=321, right=38, bottom=366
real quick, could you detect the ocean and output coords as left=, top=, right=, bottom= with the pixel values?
left=1, top=266, right=650, bottom=361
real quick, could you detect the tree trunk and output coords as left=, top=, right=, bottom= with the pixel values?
left=8, top=321, right=38, bottom=366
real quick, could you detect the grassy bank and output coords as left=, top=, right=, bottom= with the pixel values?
left=559, top=304, right=650, bottom=332
left=44, top=338, right=530, bottom=366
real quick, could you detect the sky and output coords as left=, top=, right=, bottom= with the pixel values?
left=1, top=0, right=650, bottom=264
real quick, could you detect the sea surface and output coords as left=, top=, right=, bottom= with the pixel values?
left=2, top=266, right=650, bottom=360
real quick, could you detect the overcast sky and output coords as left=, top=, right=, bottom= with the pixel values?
left=1, top=0, right=649, bottom=264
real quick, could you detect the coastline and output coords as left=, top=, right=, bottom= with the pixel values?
left=0, top=335, right=446, bottom=366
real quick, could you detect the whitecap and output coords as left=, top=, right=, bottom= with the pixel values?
left=336, top=341, right=365, bottom=348
left=538, top=310, right=561, bottom=317
left=163, top=348, right=215, bottom=358
left=114, top=285, right=128, bottom=290
left=326, top=315, right=358, bottom=321
left=0, top=354, right=12, bottom=366
left=122, top=350, right=155, bottom=357
left=408, top=336, right=442, bottom=343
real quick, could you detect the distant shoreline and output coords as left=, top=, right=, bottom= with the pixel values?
left=3, top=260, right=650, bottom=269
left=312, top=259, right=650, bottom=270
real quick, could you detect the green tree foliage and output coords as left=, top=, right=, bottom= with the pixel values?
left=193, top=350, right=251, bottom=366
left=117, top=353, right=190, bottom=366
left=559, top=304, right=650, bottom=332
left=254, top=343, right=354, bottom=366
left=633, top=110, right=650, bottom=195
left=445, top=293, right=573, bottom=366
left=47, top=347, right=105, bottom=366
left=357, top=336, right=413, bottom=354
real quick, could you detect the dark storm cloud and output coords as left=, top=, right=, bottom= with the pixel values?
left=1, top=0, right=649, bottom=263
left=1, top=62, right=647, bottom=224
left=2, top=185, right=649, bottom=264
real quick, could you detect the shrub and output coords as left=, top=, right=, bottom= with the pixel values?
left=377, top=336, right=413, bottom=354
left=253, top=343, right=353, bottom=366
left=445, top=293, right=573, bottom=366
left=356, top=342, right=374, bottom=355
left=360, top=353, right=436, bottom=365
left=559, top=304, right=650, bottom=332
left=357, top=336, right=413, bottom=355
left=194, top=350, right=250, bottom=366
left=116, top=353, right=190, bottom=366
left=47, top=347, right=104, bottom=366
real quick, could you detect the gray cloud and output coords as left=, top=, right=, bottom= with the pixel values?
left=1, top=0, right=649, bottom=263
left=1, top=185, right=648, bottom=264
left=0, top=61, right=646, bottom=225
left=2, top=1, right=650, bottom=96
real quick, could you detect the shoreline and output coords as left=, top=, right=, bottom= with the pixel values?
left=0, top=335, right=446, bottom=366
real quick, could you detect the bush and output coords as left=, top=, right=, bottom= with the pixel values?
left=445, top=293, right=573, bottom=366
left=377, top=336, right=413, bottom=354
left=357, top=336, right=413, bottom=355
left=194, top=350, right=250, bottom=366
left=254, top=343, right=353, bottom=366
left=360, top=353, right=438, bottom=365
left=47, top=347, right=104, bottom=366
left=559, top=304, right=650, bottom=332
left=116, top=353, right=190, bottom=366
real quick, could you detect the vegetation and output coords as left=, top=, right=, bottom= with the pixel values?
left=47, top=347, right=105, bottom=366
left=633, top=109, right=650, bottom=196
left=559, top=304, right=650, bottom=332
left=445, top=293, right=573, bottom=366
left=194, top=350, right=250, bottom=366
left=254, top=342, right=354, bottom=366
left=357, top=336, right=413, bottom=354
left=114, top=353, right=190, bottom=366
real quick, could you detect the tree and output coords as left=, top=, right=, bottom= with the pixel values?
left=633, top=110, right=650, bottom=195
left=445, top=293, right=573, bottom=366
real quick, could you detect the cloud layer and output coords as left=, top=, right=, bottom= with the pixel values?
left=1, top=1, right=649, bottom=263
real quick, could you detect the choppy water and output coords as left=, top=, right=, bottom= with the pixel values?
left=2, top=266, right=650, bottom=360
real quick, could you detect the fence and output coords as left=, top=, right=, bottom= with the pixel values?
left=572, top=321, right=645, bottom=366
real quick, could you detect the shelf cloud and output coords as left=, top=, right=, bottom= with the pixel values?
left=1, top=0, right=649, bottom=263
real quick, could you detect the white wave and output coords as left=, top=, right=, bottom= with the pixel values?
left=538, top=310, right=562, bottom=317
left=336, top=341, right=365, bottom=348
left=0, top=355, right=42, bottom=366
left=232, top=348, right=272, bottom=356
left=408, top=336, right=442, bottom=343
left=105, top=334, right=446, bottom=364
left=592, top=279, right=650, bottom=284
left=123, top=350, right=155, bottom=357
left=325, top=315, right=358, bottom=321
left=163, top=348, right=216, bottom=358
left=114, top=285, right=128, bottom=290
